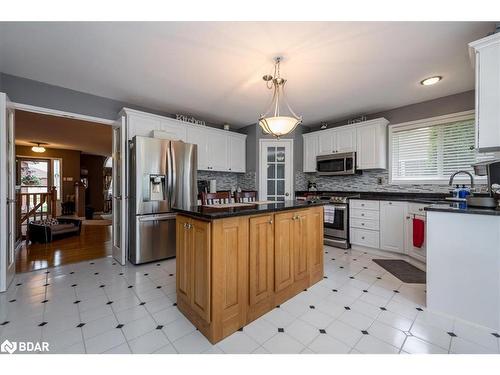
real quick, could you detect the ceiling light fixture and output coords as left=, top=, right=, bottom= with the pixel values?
left=259, top=57, right=302, bottom=138
left=31, top=142, right=47, bottom=153
left=420, top=76, right=442, bottom=86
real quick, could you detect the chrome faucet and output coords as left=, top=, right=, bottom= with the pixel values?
left=448, top=170, right=474, bottom=188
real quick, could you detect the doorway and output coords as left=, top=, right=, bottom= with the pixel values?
left=12, top=110, right=115, bottom=273
left=259, top=139, right=294, bottom=201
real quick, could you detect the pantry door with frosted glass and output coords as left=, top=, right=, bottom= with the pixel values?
left=259, top=139, right=293, bottom=201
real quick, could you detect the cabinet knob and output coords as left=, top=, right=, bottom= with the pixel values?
left=361, top=213, right=365, bottom=216
left=361, top=204, right=365, bottom=207
left=389, top=202, right=392, bottom=205
left=269, top=220, right=273, bottom=224
left=361, top=223, right=365, bottom=226
left=361, top=236, right=365, bottom=240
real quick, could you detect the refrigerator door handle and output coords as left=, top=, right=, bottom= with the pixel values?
left=138, top=213, right=177, bottom=222
left=167, top=143, right=174, bottom=208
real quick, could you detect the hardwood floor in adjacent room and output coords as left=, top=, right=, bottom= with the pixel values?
left=15, top=224, right=112, bottom=273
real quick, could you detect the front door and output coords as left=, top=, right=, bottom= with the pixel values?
left=259, top=139, right=293, bottom=201
left=112, top=116, right=127, bottom=265
left=0, top=93, right=16, bottom=292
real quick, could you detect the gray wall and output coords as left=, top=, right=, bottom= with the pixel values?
left=307, top=90, right=475, bottom=132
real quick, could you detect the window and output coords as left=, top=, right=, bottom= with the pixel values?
left=390, top=112, right=494, bottom=183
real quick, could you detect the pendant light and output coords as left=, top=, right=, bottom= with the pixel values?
left=31, top=142, right=47, bottom=153
left=259, top=57, right=302, bottom=138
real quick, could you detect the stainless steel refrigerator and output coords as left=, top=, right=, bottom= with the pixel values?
left=129, top=136, right=197, bottom=264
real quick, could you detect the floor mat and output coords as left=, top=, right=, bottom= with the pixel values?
left=372, top=259, right=426, bottom=284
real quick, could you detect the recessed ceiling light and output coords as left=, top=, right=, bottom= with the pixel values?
left=420, top=76, right=442, bottom=86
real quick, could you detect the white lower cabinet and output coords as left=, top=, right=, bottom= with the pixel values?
left=379, top=201, right=408, bottom=254
left=349, top=199, right=427, bottom=262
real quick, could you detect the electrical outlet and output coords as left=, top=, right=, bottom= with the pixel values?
left=377, top=177, right=384, bottom=185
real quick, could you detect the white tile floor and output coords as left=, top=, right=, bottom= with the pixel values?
left=1, top=245, right=499, bottom=354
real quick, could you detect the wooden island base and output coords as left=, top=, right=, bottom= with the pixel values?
left=175, top=205, right=324, bottom=344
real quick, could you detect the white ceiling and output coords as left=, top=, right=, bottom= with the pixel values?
left=0, top=22, right=494, bottom=128
left=15, top=110, right=112, bottom=156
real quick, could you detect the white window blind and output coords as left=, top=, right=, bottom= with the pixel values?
left=391, top=116, right=493, bottom=183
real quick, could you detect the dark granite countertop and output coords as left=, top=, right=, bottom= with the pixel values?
left=425, top=203, right=500, bottom=216
left=295, top=190, right=449, bottom=204
left=173, top=200, right=327, bottom=220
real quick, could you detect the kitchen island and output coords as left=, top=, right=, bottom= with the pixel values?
left=425, top=203, right=500, bottom=331
left=173, top=200, right=325, bottom=344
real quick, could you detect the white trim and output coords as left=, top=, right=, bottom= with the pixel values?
left=12, top=102, right=115, bottom=126
left=388, top=111, right=479, bottom=185
left=258, top=138, right=294, bottom=201
left=389, top=110, right=475, bottom=132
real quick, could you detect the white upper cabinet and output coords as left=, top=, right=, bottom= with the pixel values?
left=229, top=135, right=246, bottom=172
left=123, top=109, right=246, bottom=173
left=356, top=120, right=388, bottom=169
left=379, top=201, right=407, bottom=254
left=303, top=133, right=319, bottom=172
left=336, top=127, right=357, bottom=153
left=469, top=33, right=500, bottom=152
left=303, top=118, right=388, bottom=172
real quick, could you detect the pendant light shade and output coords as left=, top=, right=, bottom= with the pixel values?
left=259, top=57, right=302, bottom=138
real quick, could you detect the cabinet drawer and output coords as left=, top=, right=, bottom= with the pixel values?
left=350, top=218, right=379, bottom=231
left=408, top=203, right=428, bottom=216
left=350, top=228, right=380, bottom=248
left=350, top=200, right=379, bottom=211
left=350, top=208, right=379, bottom=220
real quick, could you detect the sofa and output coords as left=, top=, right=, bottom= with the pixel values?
left=28, top=218, right=82, bottom=244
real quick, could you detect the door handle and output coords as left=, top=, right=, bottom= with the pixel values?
left=268, top=220, right=273, bottom=224
left=285, top=192, right=290, bottom=196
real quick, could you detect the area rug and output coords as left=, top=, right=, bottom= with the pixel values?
left=82, top=219, right=112, bottom=226
left=372, top=259, right=426, bottom=284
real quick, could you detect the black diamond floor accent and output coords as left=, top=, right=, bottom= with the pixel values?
left=278, top=328, right=284, bottom=333
left=173, top=303, right=177, bottom=306
left=45, top=271, right=50, bottom=274
left=416, top=307, right=423, bottom=311
left=380, top=307, right=387, bottom=311
left=331, top=258, right=335, bottom=261
left=69, top=272, right=74, bottom=275
left=319, top=329, right=326, bottom=334
left=361, top=330, right=369, bottom=335
left=1, top=321, right=10, bottom=326
left=309, top=305, right=315, bottom=309
left=90, top=262, right=94, bottom=264
left=107, top=301, right=113, bottom=305
left=304, top=289, right=308, bottom=291
left=363, top=267, right=368, bottom=269
left=393, top=290, right=400, bottom=293
left=119, top=273, right=124, bottom=276
left=128, top=285, right=133, bottom=288
left=332, top=289, right=338, bottom=292
left=491, top=333, right=500, bottom=338
left=144, top=273, right=149, bottom=276
left=377, top=277, right=382, bottom=280
left=349, top=276, right=355, bottom=279
left=41, top=300, right=48, bottom=303
left=43, top=283, right=50, bottom=286
left=139, top=302, right=146, bottom=306
left=38, top=322, right=48, bottom=327
left=276, top=305, right=280, bottom=308
left=116, top=324, right=124, bottom=329
left=339, top=266, right=344, bottom=269
left=169, top=274, right=174, bottom=276
left=237, top=327, right=243, bottom=332
left=344, top=306, right=351, bottom=310
left=71, top=284, right=77, bottom=287
left=156, top=286, right=162, bottom=289
left=76, top=323, right=85, bottom=328
left=156, top=325, right=164, bottom=330
left=447, top=332, right=457, bottom=337
left=16, top=283, right=22, bottom=286
left=157, top=264, right=161, bottom=266
left=9, top=299, right=16, bottom=303
left=363, top=290, right=368, bottom=293
left=323, top=276, right=328, bottom=279
left=94, top=272, right=99, bottom=275
left=74, top=300, right=81, bottom=304
left=99, top=285, right=105, bottom=288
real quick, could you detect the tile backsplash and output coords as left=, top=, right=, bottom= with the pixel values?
left=295, top=170, right=484, bottom=194
left=197, top=170, right=257, bottom=191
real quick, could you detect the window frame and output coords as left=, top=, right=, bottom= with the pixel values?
left=388, top=110, right=484, bottom=185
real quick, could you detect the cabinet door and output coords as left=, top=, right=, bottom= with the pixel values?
left=249, top=215, right=274, bottom=307
left=293, top=212, right=309, bottom=282
left=356, top=124, right=387, bottom=169
left=405, top=214, right=427, bottom=261
left=318, top=131, right=335, bottom=155
left=229, top=136, right=246, bottom=172
left=128, top=113, right=162, bottom=139
left=190, top=219, right=211, bottom=322
left=303, top=135, right=318, bottom=172
left=274, top=211, right=295, bottom=292
left=335, top=127, right=356, bottom=153
left=306, top=207, right=324, bottom=283
left=160, top=119, right=187, bottom=141
left=380, top=201, right=407, bottom=253
left=187, top=127, right=210, bottom=170
left=476, top=41, right=500, bottom=150
left=176, top=216, right=192, bottom=302
left=211, top=217, right=248, bottom=338
left=207, top=132, right=229, bottom=171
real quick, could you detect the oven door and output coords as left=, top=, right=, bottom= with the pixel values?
left=324, top=204, right=348, bottom=239
left=316, top=152, right=356, bottom=175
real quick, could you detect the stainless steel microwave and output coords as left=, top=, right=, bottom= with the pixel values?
left=316, top=152, right=357, bottom=175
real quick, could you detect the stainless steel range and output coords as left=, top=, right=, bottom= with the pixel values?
left=320, top=193, right=360, bottom=249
